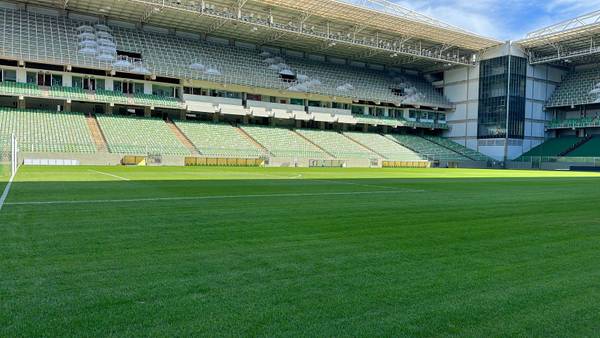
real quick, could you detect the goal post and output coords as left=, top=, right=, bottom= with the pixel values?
left=1, top=133, right=18, bottom=180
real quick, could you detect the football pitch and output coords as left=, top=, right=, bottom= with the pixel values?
left=1, top=166, right=600, bottom=336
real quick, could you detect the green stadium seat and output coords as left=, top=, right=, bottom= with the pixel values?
left=0, top=108, right=96, bottom=153
left=175, top=120, right=265, bottom=158
left=96, top=114, right=190, bottom=155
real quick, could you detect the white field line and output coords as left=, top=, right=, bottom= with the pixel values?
left=0, top=174, right=15, bottom=212
left=88, top=169, right=131, bottom=181
left=5, top=189, right=423, bottom=207
left=253, top=172, right=424, bottom=192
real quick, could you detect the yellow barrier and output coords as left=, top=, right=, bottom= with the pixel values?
left=122, top=156, right=146, bottom=165
left=185, top=157, right=264, bottom=167
left=382, top=161, right=430, bottom=168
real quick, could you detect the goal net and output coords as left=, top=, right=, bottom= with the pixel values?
left=0, top=134, right=18, bottom=181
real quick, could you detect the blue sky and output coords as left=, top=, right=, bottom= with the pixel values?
left=392, top=0, right=600, bottom=40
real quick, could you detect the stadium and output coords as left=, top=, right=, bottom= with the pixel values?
left=1, top=0, right=600, bottom=336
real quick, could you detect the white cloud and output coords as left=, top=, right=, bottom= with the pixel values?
left=390, top=0, right=600, bottom=40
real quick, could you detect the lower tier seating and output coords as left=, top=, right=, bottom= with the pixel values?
left=520, top=137, right=581, bottom=157
left=97, top=114, right=190, bottom=155
left=0, top=108, right=95, bottom=153
left=566, top=136, right=600, bottom=157
left=422, top=136, right=490, bottom=161
left=296, top=129, right=375, bottom=159
left=386, top=134, right=468, bottom=161
left=241, top=125, right=328, bottom=159
left=175, top=121, right=265, bottom=158
left=344, top=132, right=422, bottom=161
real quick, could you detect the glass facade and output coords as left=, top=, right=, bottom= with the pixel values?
left=478, top=55, right=526, bottom=139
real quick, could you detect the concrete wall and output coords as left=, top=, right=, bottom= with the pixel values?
left=443, top=42, right=566, bottom=160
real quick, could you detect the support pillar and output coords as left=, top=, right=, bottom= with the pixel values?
left=17, top=97, right=26, bottom=109
left=179, top=110, right=187, bottom=120
left=64, top=101, right=72, bottom=112
left=106, top=103, right=113, bottom=115
left=212, top=113, right=219, bottom=123
left=243, top=115, right=249, bottom=124
left=296, top=120, right=302, bottom=128
left=144, top=106, right=151, bottom=118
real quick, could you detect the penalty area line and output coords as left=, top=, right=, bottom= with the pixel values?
left=5, top=189, right=423, bottom=206
left=0, top=175, right=15, bottom=212
left=88, top=169, right=131, bottom=181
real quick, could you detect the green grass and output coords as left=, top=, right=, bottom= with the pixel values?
left=2, top=166, right=600, bottom=336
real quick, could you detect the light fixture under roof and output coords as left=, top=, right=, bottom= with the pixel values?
left=189, top=62, right=206, bottom=71
left=204, top=67, right=222, bottom=76
left=78, top=47, right=97, bottom=56
left=113, top=58, right=132, bottom=68
left=97, top=54, right=116, bottom=62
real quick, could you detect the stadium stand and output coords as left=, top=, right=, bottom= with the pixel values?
left=422, top=136, right=490, bottom=161
left=0, top=7, right=451, bottom=109
left=49, top=86, right=88, bottom=100
left=0, top=108, right=95, bottom=153
left=175, top=121, right=265, bottom=158
left=519, top=136, right=582, bottom=157
left=563, top=136, right=600, bottom=157
left=546, top=67, right=600, bottom=108
left=386, top=134, right=468, bottom=161
left=95, top=90, right=129, bottom=104
left=96, top=114, right=190, bottom=155
left=547, top=117, right=600, bottom=129
left=343, top=132, right=422, bottom=160
left=295, top=129, right=375, bottom=159
left=240, top=125, right=329, bottom=159
left=131, top=93, right=185, bottom=109
left=0, top=81, right=43, bottom=97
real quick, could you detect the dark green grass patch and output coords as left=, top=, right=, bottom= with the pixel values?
left=1, top=166, right=600, bottom=336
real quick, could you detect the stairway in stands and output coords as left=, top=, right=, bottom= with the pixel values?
left=165, top=118, right=200, bottom=155
left=292, top=130, right=336, bottom=158
left=232, top=124, right=272, bottom=156
left=342, top=133, right=386, bottom=158
left=560, top=135, right=593, bottom=156
left=86, top=114, right=108, bottom=152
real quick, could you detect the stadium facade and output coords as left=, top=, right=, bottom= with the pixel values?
left=1, top=0, right=599, bottom=166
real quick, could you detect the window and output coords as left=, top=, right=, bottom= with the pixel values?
left=2, top=69, right=17, bottom=82
left=51, top=74, right=62, bottom=86
left=72, top=76, right=83, bottom=89
left=96, top=79, right=105, bottom=91
left=26, top=72, right=37, bottom=84
left=113, top=81, right=123, bottom=92
left=478, top=56, right=526, bottom=139
left=134, top=83, right=144, bottom=94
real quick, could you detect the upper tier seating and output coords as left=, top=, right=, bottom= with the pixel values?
left=0, top=108, right=95, bottom=153
left=386, top=134, right=468, bottom=161
left=97, top=114, right=190, bottom=155
left=131, top=93, right=184, bottom=109
left=564, top=136, right=600, bottom=157
left=422, top=136, right=490, bottom=161
left=547, top=117, right=600, bottom=129
left=343, top=132, right=422, bottom=161
left=241, top=125, right=328, bottom=159
left=546, top=67, right=600, bottom=107
left=50, top=86, right=88, bottom=100
left=95, top=89, right=128, bottom=104
left=520, top=137, right=581, bottom=157
left=0, top=81, right=42, bottom=96
left=296, top=129, right=375, bottom=159
left=0, top=7, right=451, bottom=108
left=175, top=120, right=265, bottom=158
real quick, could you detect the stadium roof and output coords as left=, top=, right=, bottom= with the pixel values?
left=14, top=0, right=501, bottom=70
left=518, top=10, right=600, bottom=65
